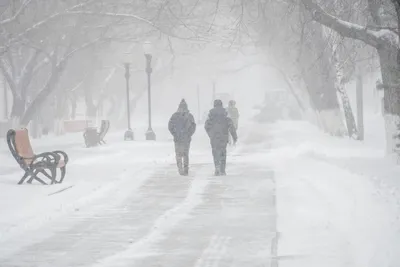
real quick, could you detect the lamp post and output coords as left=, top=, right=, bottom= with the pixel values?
left=356, top=72, right=364, bottom=141
left=3, top=76, right=8, bottom=120
left=143, top=41, right=156, bottom=140
left=197, top=85, right=201, bottom=123
left=212, top=81, right=216, bottom=103
left=124, top=62, right=134, bottom=141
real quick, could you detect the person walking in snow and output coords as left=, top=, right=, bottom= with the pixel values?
left=168, top=99, right=196, bottom=176
left=227, top=100, right=239, bottom=130
left=205, top=99, right=238, bottom=176
left=226, top=100, right=239, bottom=144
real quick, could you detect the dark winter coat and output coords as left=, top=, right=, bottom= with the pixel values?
left=205, top=107, right=238, bottom=147
left=168, top=109, right=196, bottom=143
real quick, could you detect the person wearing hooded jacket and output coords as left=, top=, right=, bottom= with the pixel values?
left=168, top=99, right=196, bottom=176
left=205, top=99, right=238, bottom=176
left=227, top=100, right=239, bottom=130
left=227, top=100, right=239, bottom=145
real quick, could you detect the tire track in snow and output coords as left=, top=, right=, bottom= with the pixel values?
left=88, top=167, right=211, bottom=267
left=194, top=235, right=231, bottom=267
left=0, top=164, right=161, bottom=259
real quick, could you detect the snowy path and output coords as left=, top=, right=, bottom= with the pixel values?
left=0, top=130, right=277, bottom=267
left=3, top=121, right=400, bottom=266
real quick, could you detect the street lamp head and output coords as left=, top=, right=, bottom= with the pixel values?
left=143, top=41, right=153, bottom=56
left=143, top=41, right=153, bottom=73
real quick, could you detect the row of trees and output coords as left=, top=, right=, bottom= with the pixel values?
left=0, top=0, right=213, bottom=129
left=294, top=0, right=400, bottom=153
left=226, top=0, right=396, bottom=152
left=1, top=0, right=399, bottom=154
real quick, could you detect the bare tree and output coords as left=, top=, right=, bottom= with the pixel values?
left=0, top=0, right=212, bottom=128
left=298, top=0, right=400, bottom=153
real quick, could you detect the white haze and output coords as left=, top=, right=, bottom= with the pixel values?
left=2, top=1, right=400, bottom=267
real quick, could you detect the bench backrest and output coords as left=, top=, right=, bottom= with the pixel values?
left=64, top=120, right=90, bottom=133
left=98, top=120, right=110, bottom=140
left=7, top=128, right=34, bottom=168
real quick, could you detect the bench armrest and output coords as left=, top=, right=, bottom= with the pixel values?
left=52, top=150, right=69, bottom=165
left=29, top=152, right=60, bottom=168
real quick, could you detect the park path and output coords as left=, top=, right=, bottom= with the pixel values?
left=0, top=128, right=277, bottom=267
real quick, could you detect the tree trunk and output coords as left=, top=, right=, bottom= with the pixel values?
left=20, top=63, right=65, bottom=126
left=378, top=48, right=400, bottom=155
left=274, top=66, right=306, bottom=112
left=10, top=97, right=25, bottom=121
left=30, top=115, right=42, bottom=139
left=107, top=95, right=117, bottom=118
left=3, top=76, right=8, bottom=120
left=337, top=86, right=358, bottom=138
left=333, top=51, right=358, bottom=139
left=70, top=93, right=77, bottom=120
left=84, top=89, right=97, bottom=118
left=298, top=20, right=346, bottom=135
left=356, top=74, right=364, bottom=140
left=54, top=119, right=64, bottom=136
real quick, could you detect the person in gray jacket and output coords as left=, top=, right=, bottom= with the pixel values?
left=168, top=99, right=196, bottom=176
left=227, top=100, right=239, bottom=144
left=205, top=99, right=238, bottom=176
left=227, top=100, right=239, bottom=130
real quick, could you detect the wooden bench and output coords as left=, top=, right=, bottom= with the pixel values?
left=7, top=128, right=69, bottom=185
left=83, top=120, right=110, bottom=147
left=64, top=120, right=90, bottom=133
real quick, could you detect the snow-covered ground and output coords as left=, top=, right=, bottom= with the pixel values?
left=1, top=116, right=400, bottom=266
left=0, top=123, right=277, bottom=266
left=262, top=121, right=400, bottom=266
left=0, top=127, right=174, bottom=244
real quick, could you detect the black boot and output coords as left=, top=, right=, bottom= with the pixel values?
left=220, top=162, right=226, bottom=176
left=183, top=152, right=189, bottom=176
left=177, top=160, right=183, bottom=175
left=220, top=146, right=227, bottom=176
left=214, top=164, right=221, bottom=176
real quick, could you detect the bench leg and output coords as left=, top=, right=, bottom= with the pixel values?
left=27, top=170, right=36, bottom=184
left=27, top=170, right=47, bottom=185
left=18, top=172, right=29, bottom=185
left=58, top=166, right=67, bottom=184
left=37, top=168, right=57, bottom=184
left=49, top=167, right=57, bottom=184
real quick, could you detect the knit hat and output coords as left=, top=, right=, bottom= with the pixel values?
left=179, top=99, right=188, bottom=110
left=214, top=99, right=223, bottom=107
